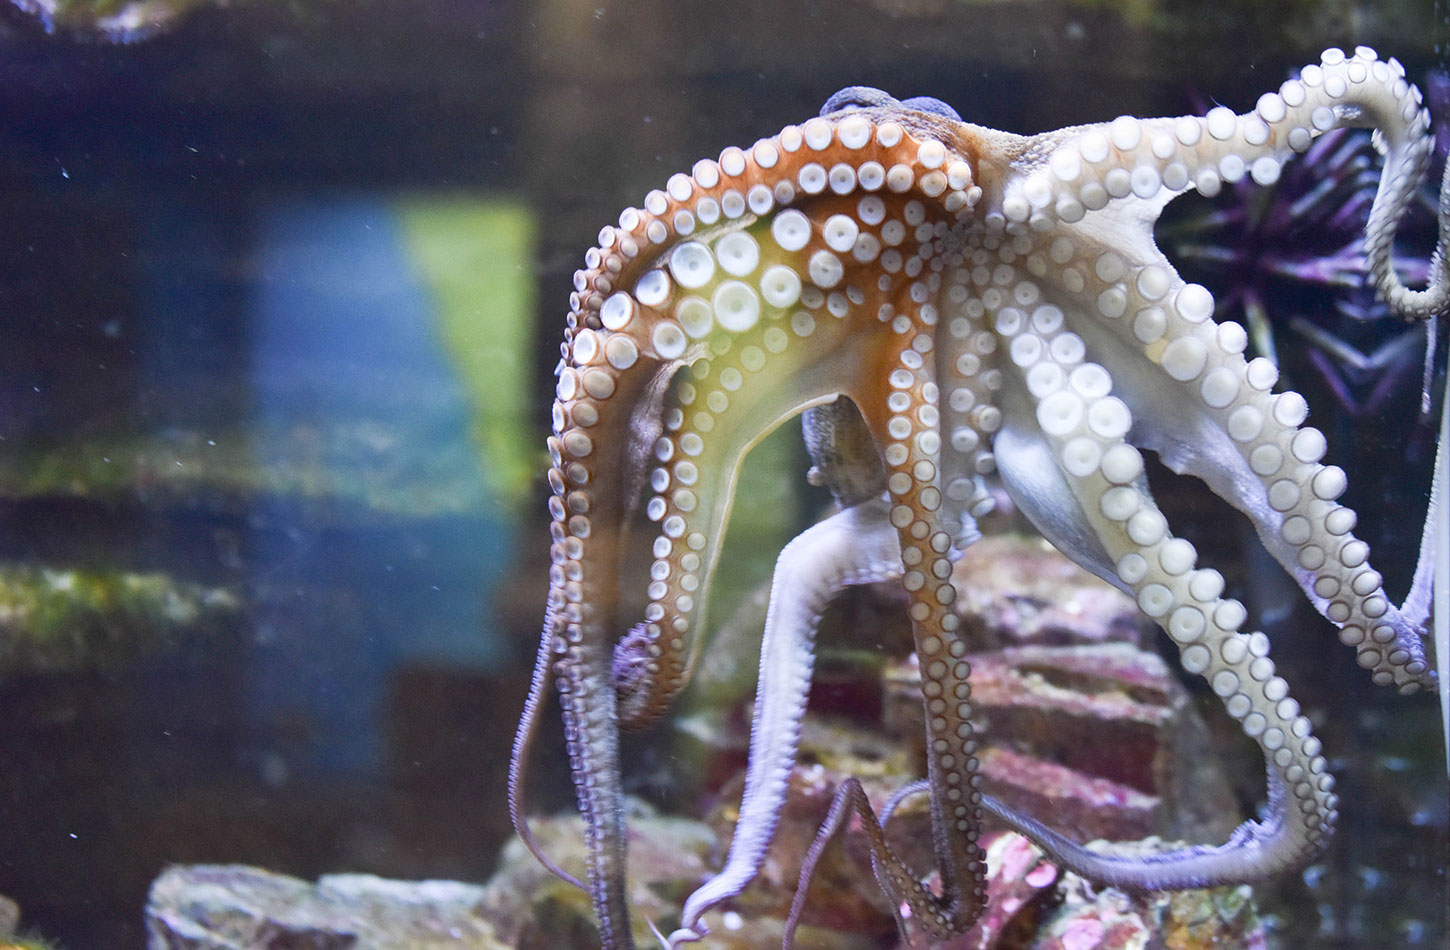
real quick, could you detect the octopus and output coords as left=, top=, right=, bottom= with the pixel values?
left=510, top=46, right=1448, bottom=949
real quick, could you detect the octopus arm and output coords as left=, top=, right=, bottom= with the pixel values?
left=671, top=498, right=904, bottom=945
left=546, top=351, right=683, bottom=948
left=507, top=604, right=586, bottom=890
left=548, top=101, right=1011, bottom=945
left=674, top=397, right=899, bottom=942
left=1033, top=183, right=1438, bottom=693
left=1110, top=334, right=1436, bottom=691
left=977, top=770, right=1312, bottom=889
left=1433, top=390, right=1449, bottom=765
left=612, top=349, right=856, bottom=728
left=968, top=277, right=1339, bottom=886
left=1003, top=400, right=1340, bottom=885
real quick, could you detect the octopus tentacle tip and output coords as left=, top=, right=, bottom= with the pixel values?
left=646, top=916, right=682, bottom=950
left=525, top=44, right=1449, bottom=948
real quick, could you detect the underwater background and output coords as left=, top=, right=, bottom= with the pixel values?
left=0, top=0, right=1445, bottom=946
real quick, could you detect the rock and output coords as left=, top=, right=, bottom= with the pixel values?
left=890, top=830, right=1060, bottom=948
left=702, top=760, right=903, bottom=938
left=883, top=644, right=1239, bottom=845
left=977, top=746, right=1158, bottom=844
left=479, top=798, right=884, bottom=950
left=145, top=864, right=505, bottom=950
left=1030, top=860, right=1267, bottom=950
left=690, top=529, right=1141, bottom=717
left=7, top=0, right=213, bottom=41
left=949, top=535, right=1147, bottom=651
left=476, top=799, right=714, bottom=950
left=0, top=894, right=17, bottom=937
left=0, top=565, right=240, bottom=675
left=696, top=749, right=1266, bottom=950
left=695, top=704, right=1243, bottom=947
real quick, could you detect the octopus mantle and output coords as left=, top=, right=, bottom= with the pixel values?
left=513, top=47, right=1446, bottom=950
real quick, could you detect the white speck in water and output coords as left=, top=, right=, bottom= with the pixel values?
left=260, top=752, right=289, bottom=787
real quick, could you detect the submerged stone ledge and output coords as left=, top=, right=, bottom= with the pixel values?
left=145, top=864, right=505, bottom=950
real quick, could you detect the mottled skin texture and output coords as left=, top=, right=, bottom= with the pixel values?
left=511, top=47, right=1447, bottom=950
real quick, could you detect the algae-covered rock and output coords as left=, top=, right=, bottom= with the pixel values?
left=9, top=0, right=224, bottom=41
left=0, top=895, right=16, bottom=940
left=8, top=0, right=189, bottom=40
left=0, top=936, right=64, bottom=950
left=1029, top=861, right=1267, bottom=950
left=477, top=800, right=882, bottom=950
left=476, top=800, right=716, bottom=950
left=145, top=864, right=507, bottom=950
left=0, top=891, right=64, bottom=950
left=0, top=419, right=491, bottom=524
left=0, top=564, right=239, bottom=675
left=948, top=535, right=1148, bottom=650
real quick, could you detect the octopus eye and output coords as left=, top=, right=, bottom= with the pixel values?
left=900, top=95, right=962, bottom=121
left=819, top=85, right=898, bottom=116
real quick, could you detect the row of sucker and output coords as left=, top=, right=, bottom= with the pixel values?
left=1031, top=227, right=1429, bottom=691
left=546, top=105, right=999, bottom=949
left=864, top=325, right=990, bottom=931
left=1001, top=55, right=1435, bottom=692
left=977, top=278, right=1338, bottom=876
left=560, top=114, right=992, bottom=727
left=1005, top=47, right=1427, bottom=234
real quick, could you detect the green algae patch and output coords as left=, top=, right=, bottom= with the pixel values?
left=0, top=564, right=239, bottom=674
left=0, top=420, right=492, bottom=522
left=394, top=198, right=538, bottom=509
